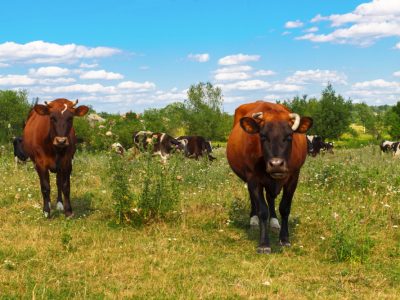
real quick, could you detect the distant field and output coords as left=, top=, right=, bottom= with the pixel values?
left=0, top=146, right=399, bottom=299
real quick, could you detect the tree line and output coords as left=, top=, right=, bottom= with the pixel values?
left=1, top=83, right=400, bottom=149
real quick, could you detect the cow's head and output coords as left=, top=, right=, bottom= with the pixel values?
left=240, top=111, right=312, bottom=179
left=34, top=99, right=89, bottom=148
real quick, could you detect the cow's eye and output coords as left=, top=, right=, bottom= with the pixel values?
left=260, top=134, right=268, bottom=142
left=285, top=135, right=292, bottom=142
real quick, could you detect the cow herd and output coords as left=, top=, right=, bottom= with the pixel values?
left=380, top=140, right=400, bottom=156
left=11, top=98, right=390, bottom=254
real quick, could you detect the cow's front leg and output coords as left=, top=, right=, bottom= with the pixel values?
left=36, top=167, right=51, bottom=218
left=266, top=185, right=282, bottom=232
left=248, top=181, right=270, bottom=254
left=61, top=165, right=73, bottom=217
left=279, top=171, right=299, bottom=246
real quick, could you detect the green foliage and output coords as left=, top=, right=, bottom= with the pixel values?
left=108, top=154, right=134, bottom=224
left=137, top=153, right=181, bottom=222
left=384, top=102, right=400, bottom=139
left=0, top=90, right=30, bottom=143
left=184, top=82, right=232, bottom=141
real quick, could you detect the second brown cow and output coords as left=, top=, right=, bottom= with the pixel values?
left=226, top=101, right=312, bottom=254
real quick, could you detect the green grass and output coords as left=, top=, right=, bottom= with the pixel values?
left=0, top=146, right=399, bottom=299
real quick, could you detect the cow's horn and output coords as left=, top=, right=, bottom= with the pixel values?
left=44, top=101, right=49, bottom=106
left=289, top=113, right=300, bottom=131
left=252, top=112, right=263, bottom=119
left=72, top=99, right=79, bottom=107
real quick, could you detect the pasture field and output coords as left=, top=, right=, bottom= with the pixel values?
left=0, top=146, right=399, bottom=299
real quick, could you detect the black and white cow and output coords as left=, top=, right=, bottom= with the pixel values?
left=390, top=142, right=400, bottom=156
left=307, top=135, right=334, bottom=156
left=133, top=131, right=185, bottom=161
left=176, top=135, right=216, bottom=161
left=380, top=140, right=395, bottom=153
left=13, top=136, right=29, bottom=165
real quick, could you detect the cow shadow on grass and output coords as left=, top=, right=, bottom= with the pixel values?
left=229, top=197, right=300, bottom=253
left=51, top=192, right=95, bottom=219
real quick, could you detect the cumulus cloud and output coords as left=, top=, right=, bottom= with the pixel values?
left=217, top=79, right=301, bottom=93
left=218, top=54, right=260, bottom=65
left=347, top=78, right=400, bottom=103
left=214, top=65, right=253, bottom=81
left=188, top=53, right=210, bottom=62
left=0, top=63, right=9, bottom=68
left=285, top=69, right=347, bottom=85
left=29, top=66, right=71, bottom=77
left=395, top=42, right=400, bottom=49
left=304, top=26, right=319, bottom=33
left=285, top=20, right=304, bottom=29
left=79, top=62, right=99, bottom=68
left=80, top=70, right=124, bottom=80
left=254, top=70, right=276, bottom=77
left=0, top=75, right=36, bottom=86
left=297, top=0, right=400, bottom=47
left=117, top=81, right=156, bottom=91
left=0, top=41, right=121, bottom=64
left=393, top=71, right=400, bottom=77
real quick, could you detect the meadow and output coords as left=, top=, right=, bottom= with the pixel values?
left=0, top=145, right=399, bottom=299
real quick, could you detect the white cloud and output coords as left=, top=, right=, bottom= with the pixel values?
left=254, top=70, right=276, bottom=77
left=41, top=83, right=117, bottom=95
left=80, top=70, right=124, bottom=80
left=395, top=42, right=400, bottom=49
left=218, top=79, right=302, bottom=93
left=218, top=53, right=261, bottom=65
left=0, top=63, right=9, bottom=68
left=0, top=75, right=36, bottom=86
left=299, top=0, right=400, bottom=47
left=117, top=81, right=156, bottom=91
left=285, top=20, right=304, bottom=29
left=29, top=66, right=71, bottom=77
left=0, top=41, right=121, bottom=64
left=286, top=69, right=347, bottom=85
left=352, top=79, right=399, bottom=89
left=393, top=71, right=400, bottom=77
left=282, top=31, right=291, bottom=36
left=79, top=62, right=99, bottom=68
left=304, top=26, right=319, bottom=33
left=38, top=78, right=76, bottom=85
left=214, top=65, right=253, bottom=81
left=188, top=53, right=210, bottom=62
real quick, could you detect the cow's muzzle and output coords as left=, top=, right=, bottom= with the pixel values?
left=53, top=136, right=69, bottom=147
left=266, top=158, right=288, bottom=179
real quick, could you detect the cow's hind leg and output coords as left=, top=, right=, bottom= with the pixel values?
left=56, top=172, right=64, bottom=212
left=61, top=164, right=73, bottom=217
left=248, top=181, right=271, bottom=254
left=279, top=171, right=300, bottom=247
left=36, top=167, right=51, bottom=218
left=266, top=185, right=282, bottom=232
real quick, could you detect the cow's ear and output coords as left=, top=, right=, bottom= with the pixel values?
left=240, top=117, right=260, bottom=134
left=296, top=117, right=313, bottom=133
left=74, top=105, right=89, bottom=117
left=34, top=104, right=50, bottom=115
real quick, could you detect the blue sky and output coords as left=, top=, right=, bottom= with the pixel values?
left=0, top=0, right=399, bottom=113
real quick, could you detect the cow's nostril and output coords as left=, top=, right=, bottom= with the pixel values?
left=269, top=158, right=284, bottom=167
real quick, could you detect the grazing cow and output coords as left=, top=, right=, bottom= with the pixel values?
left=133, top=131, right=185, bottom=161
left=111, top=142, right=125, bottom=155
left=307, top=135, right=325, bottom=157
left=391, top=142, right=400, bottom=156
left=323, top=141, right=334, bottom=154
left=380, top=140, right=395, bottom=153
left=176, top=135, right=216, bottom=161
left=23, top=98, right=88, bottom=218
left=13, top=136, right=29, bottom=165
left=226, top=101, right=312, bottom=253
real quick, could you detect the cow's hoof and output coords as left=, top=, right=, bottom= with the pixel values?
left=270, top=218, right=281, bottom=232
left=250, top=215, right=259, bottom=227
left=56, top=202, right=64, bottom=211
left=279, top=240, right=291, bottom=247
left=65, top=211, right=74, bottom=218
left=43, top=211, right=50, bottom=219
left=257, top=246, right=271, bottom=254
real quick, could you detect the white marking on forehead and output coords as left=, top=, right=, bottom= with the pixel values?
left=61, top=104, right=68, bottom=115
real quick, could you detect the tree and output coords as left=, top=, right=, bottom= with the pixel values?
left=312, top=84, right=352, bottom=139
left=352, top=103, right=378, bottom=136
left=384, top=101, right=400, bottom=139
left=184, top=82, right=230, bottom=140
left=0, top=90, right=30, bottom=143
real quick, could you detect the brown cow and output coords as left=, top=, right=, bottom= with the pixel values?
left=226, top=101, right=312, bottom=254
left=23, top=99, right=88, bottom=218
left=176, top=135, right=216, bottom=161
